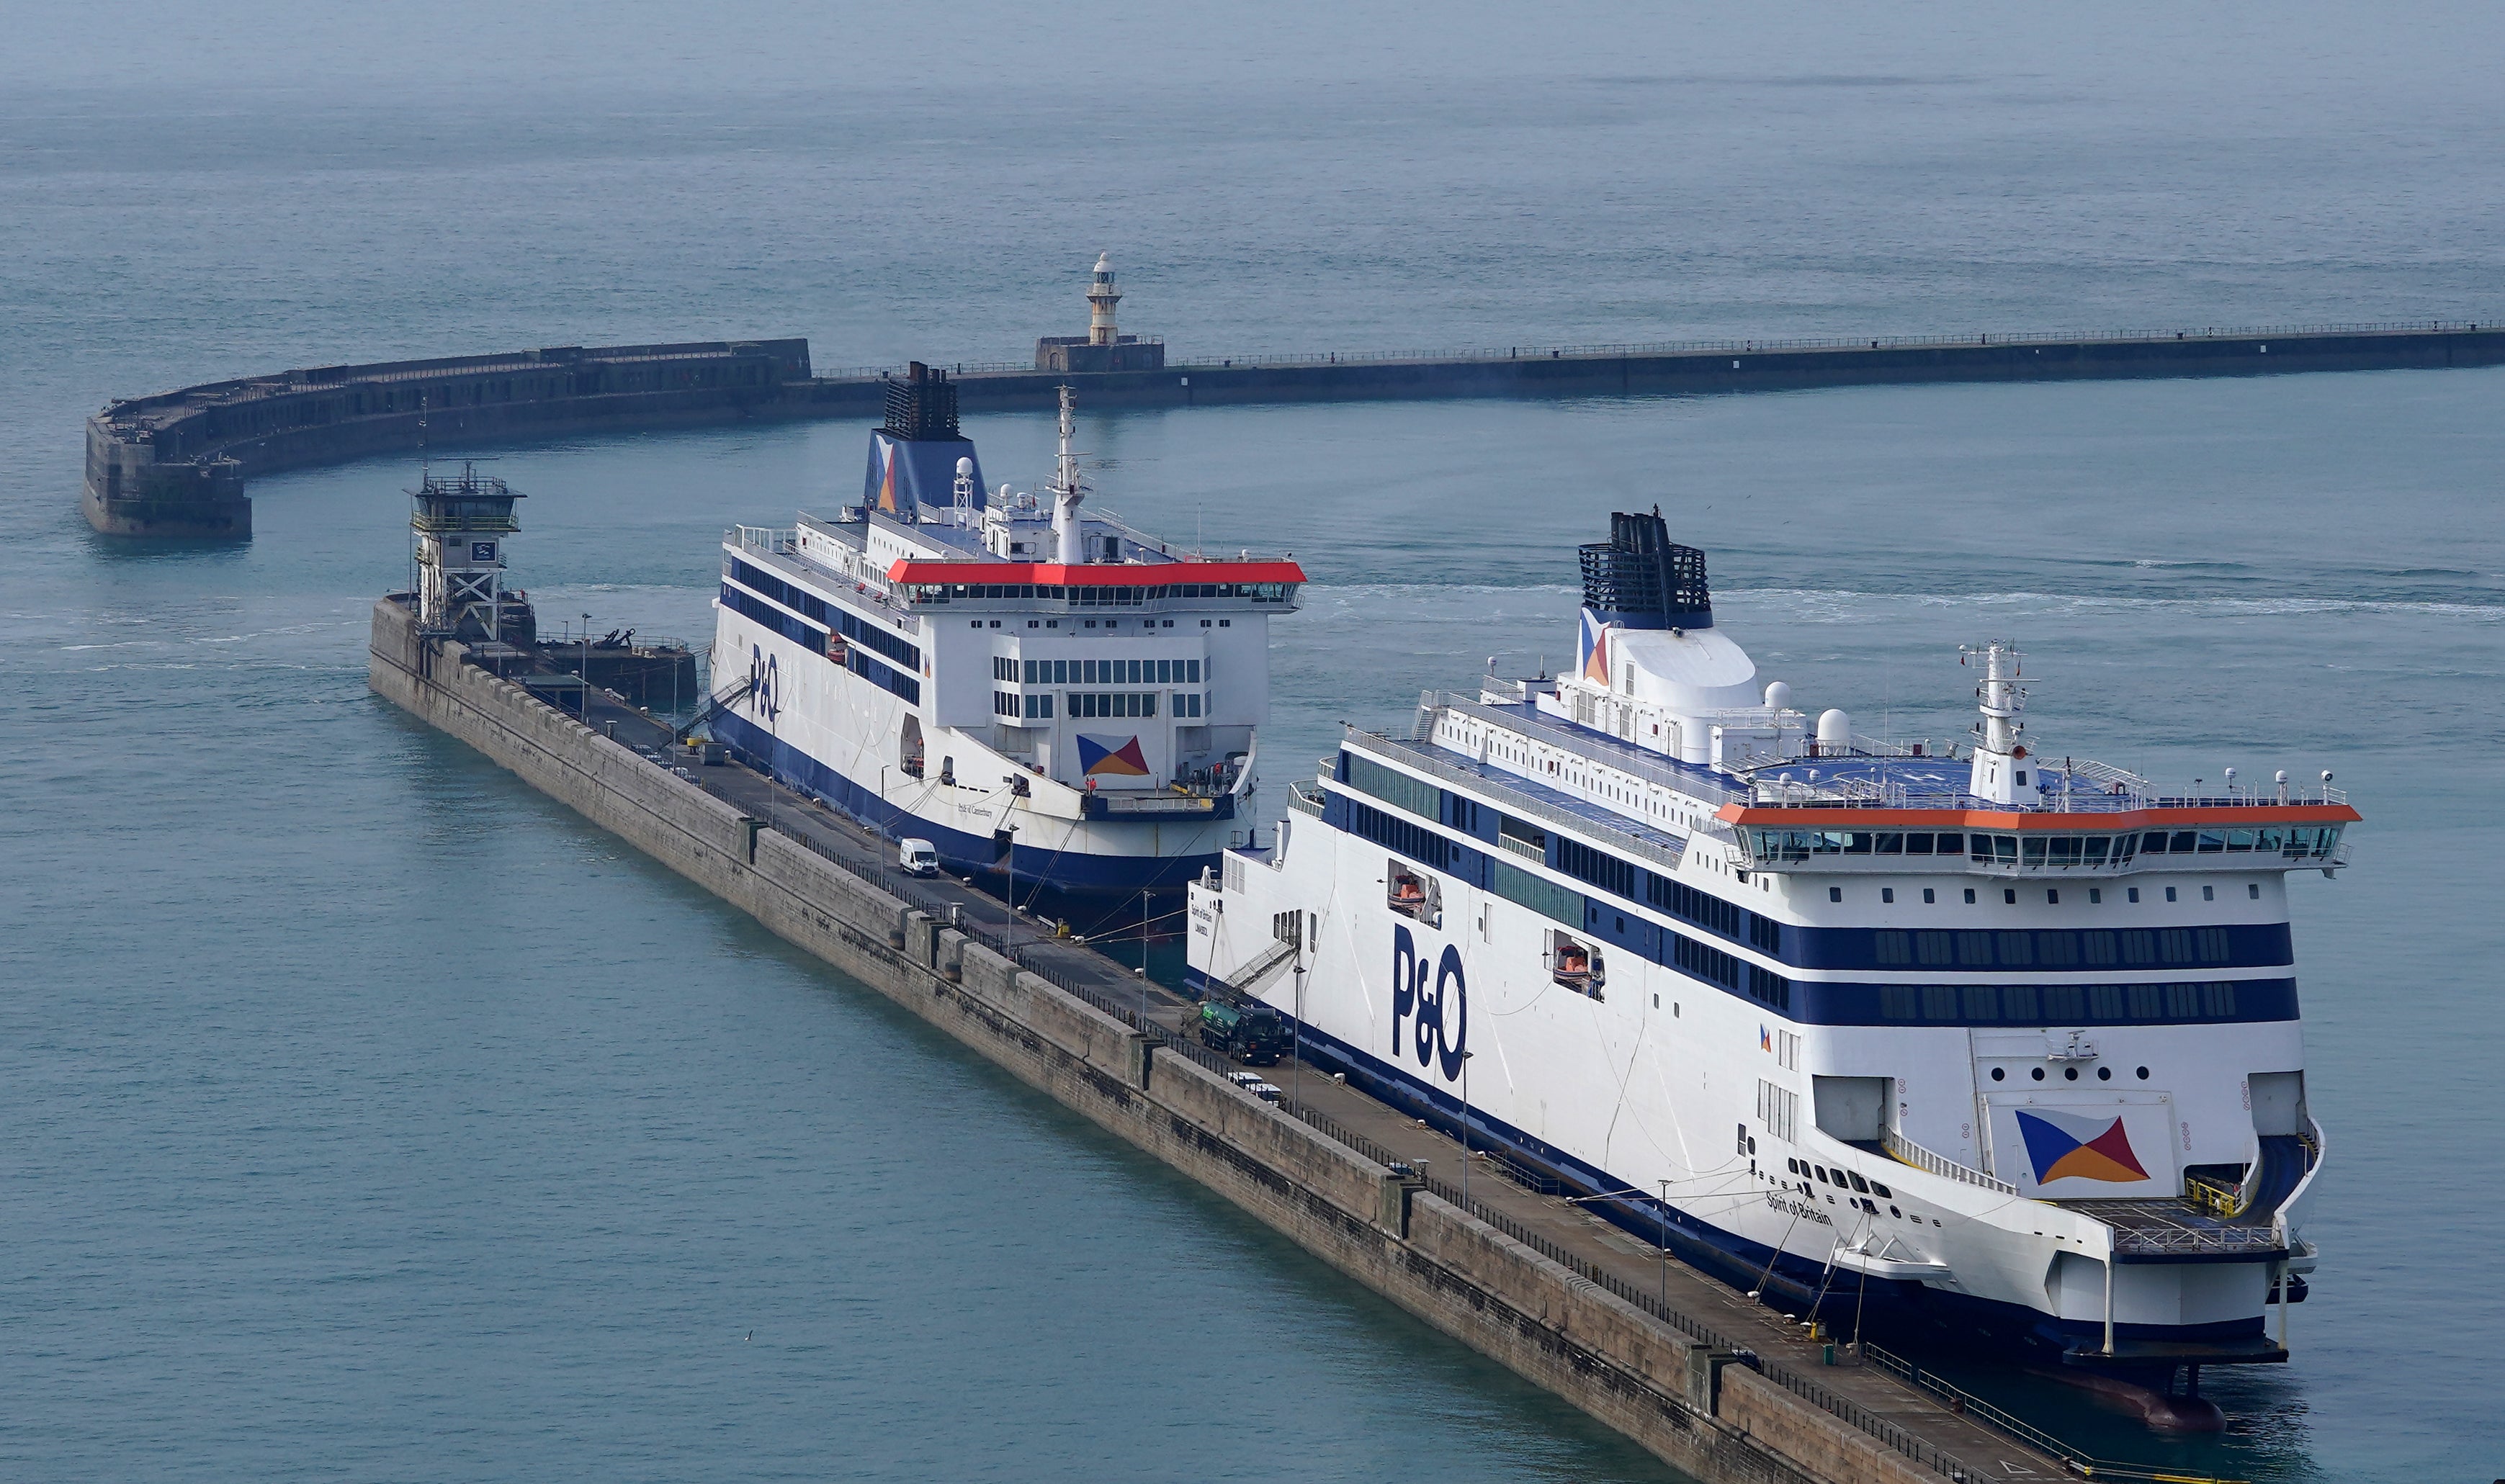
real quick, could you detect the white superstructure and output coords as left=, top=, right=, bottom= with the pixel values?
left=709, top=369, right=1304, bottom=903
left=1190, top=510, right=2354, bottom=1381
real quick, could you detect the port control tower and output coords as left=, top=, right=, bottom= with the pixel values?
left=410, top=462, right=532, bottom=643
left=1035, top=253, right=1166, bottom=373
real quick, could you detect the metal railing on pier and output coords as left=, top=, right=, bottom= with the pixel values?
left=1862, top=1345, right=2246, bottom=1484
left=709, top=779, right=2063, bottom=1484
left=803, top=319, right=2493, bottom=386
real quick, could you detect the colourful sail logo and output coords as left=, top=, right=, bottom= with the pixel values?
left=877, top=442, right=902, bottom=513
left=1077, top=734, right=1150, bottom=777
left=2015, top=1107, right=2151, bottom=1184
left=1580, top=611, right=1612, bottom=686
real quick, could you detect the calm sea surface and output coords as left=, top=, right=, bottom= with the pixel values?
left=4, top=6, right=2501, bottom=1480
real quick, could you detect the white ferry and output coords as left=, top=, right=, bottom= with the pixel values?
left=708, top=366, right=1302, bottom=901
left=1189, top=510, right=2354, bottom=1388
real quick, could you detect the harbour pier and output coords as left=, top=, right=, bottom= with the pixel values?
left=368, top=591, right=2229, bottom=1484
left=90, top=318, right=2505, bottom=536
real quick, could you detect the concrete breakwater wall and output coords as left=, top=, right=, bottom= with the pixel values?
left=93, top=320, right=2505, bottom=536
left=366, top=594, right=1956, bottom=1484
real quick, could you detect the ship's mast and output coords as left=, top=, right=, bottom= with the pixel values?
left=1964, top=639, right=2027, bottom=804
left=1049, top=384, right=1087, bottom=564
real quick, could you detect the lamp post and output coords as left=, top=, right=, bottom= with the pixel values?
left=581, top=612, right=592, bottom=721
left=1291, top=961, right=1307, bottom=1109
left=878, top=766, right=888, bottom=841
left=1458, top=1049, right=1476, bottom=1214
left=1003, top=823, right=1018, bottom=948
left=1659, top=1177, right=1672, bottom=1310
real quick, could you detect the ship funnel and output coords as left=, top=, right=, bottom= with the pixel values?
left=1577, top=508, right=1712, bottom=630
left=864, top=361, right=980, bottom=518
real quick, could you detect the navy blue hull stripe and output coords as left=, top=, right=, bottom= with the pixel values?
left=710, top=711, right=1216, bottom=896
left=1191, top=966, right=2272, bottom=1352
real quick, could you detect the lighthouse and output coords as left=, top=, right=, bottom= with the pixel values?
left=1088, top=252, right=1122, bottom=345
left=1036, top=253, right=1167, bottom=372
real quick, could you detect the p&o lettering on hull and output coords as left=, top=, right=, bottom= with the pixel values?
left=1390, top=924, right=1468, bottom=1081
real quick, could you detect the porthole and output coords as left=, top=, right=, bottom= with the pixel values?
left=1923, top=889, right=1936, bottom=904
left=2249, top=883, right=2262, bottom=900
left=1829, top=886, right=1843, bottom=903
left=1882, top=887, right=1895, bottom=904
left=1888, top=1205, right=1902, bottom=1218
left=2003, top=889, right=2017, bottom=904
left=2063, top=1066, right=2079, bottom=1081
left=1963, top=889, right=1976, bottom=904
left=1746, top=1136, right=1756, bottom=1156
left=1991, top=1066, right=2006, bottom=1081
left=2097, top=1066, right=2113, bottom=1081
left=2030, top=1066, right=2046, bottom=1081
left=2136, top=1066, right=2150, bottom=1080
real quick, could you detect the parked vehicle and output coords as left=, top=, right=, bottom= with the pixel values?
left=1197, top=997, right=1288, bottom=1065
left=898, top=838, right=941, bottom=876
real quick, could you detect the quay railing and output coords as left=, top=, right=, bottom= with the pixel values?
left=694, top=764, right=2112, bottom=1484
left=1863, top=1345, right=2247, bottom=1484
left=1882, top=1128, right=2019, bottom=1197
left=804, top=319, right=2494, bottom=386
left=709, top=776, right=2053, bottom=1484
left=1266, top=1102, right=1971, bottom=1483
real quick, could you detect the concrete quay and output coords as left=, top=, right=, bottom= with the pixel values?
left=92, top=319, right=2505, bottom=537
left=367, top=592, right=2097, bottom=1484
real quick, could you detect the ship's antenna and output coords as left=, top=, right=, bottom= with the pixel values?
left=1048, top=385, right=1088, bottom=565
left=418, top=387, right=429, bottom=480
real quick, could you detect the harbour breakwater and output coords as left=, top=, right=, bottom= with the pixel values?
left=92, top=320, right=2505, bottom=536
left=366, top=593, right=2074, bottom=1484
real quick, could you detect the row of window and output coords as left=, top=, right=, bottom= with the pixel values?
left=1344, top=749, right=1783, bottom=959
left=728, top=559, right=919, bottom=670
left=846, top=644, right=920, bottom=704
left=1348, top=798, right=1443, bottom=870
left=1018, top=656, right=1204, bottom=686
left=1671, top=937, right=1793, bottom=1011
left=1876, top=980, right=2248, bottom=1024
left=1750, top=826, right=2344, bottom=868
left=1556, top=836, right=1637, bottom=899
left=1347, top=753, right=1446, bottom=823
left=1067, top=691, right=1161, bottom=719
left=1871, top=926, right=2233, bottom=968
left=721, top=583, right=818, bottom=653
left=900, top=581, right=1295, bottom=605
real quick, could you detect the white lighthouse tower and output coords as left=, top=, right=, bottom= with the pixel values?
left=1087, top=251, right=1122, bottom=346
left=1036, top=253, right=1165, bottom=372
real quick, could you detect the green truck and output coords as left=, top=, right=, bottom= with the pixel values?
left=1196, top=997, right=1289, bottom=1066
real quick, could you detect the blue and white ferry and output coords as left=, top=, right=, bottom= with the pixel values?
left=1188, top=510, right=2354, bottom=1393
left=709, top=366, right=1302, bottom=900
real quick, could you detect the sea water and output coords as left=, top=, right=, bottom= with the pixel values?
left=3, top=6, right=2500, bottom=1479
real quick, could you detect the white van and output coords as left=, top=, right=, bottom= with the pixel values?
left=897, top=838, right=940, bottom=877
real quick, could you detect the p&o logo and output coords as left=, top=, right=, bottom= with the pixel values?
left=1390, top=923, right=1467, bottom=1082
left=748, top=644, right=781, bottom=723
